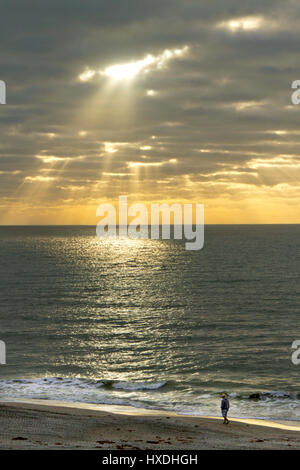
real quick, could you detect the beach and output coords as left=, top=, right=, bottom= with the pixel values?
left=1, top=400, right=300, bottom=450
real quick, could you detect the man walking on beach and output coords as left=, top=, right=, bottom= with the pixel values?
left=221, top=394, right=230, bottom=424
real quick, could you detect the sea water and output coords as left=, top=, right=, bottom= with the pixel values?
left=0, top=225, right=299, bottom=421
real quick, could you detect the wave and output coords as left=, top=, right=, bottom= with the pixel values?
left=228, top=391, right=300, bottom=400
left=0, top=376, right=168, bottom=394
left=4, top=377, right=105, bottom=388
left=2, top=377, right=300, bottom=424
left=0, top=376, right=171, bottom=413
left=1, top=378, right=299, bottom=400
left=111, top=381, right=167, bottom=391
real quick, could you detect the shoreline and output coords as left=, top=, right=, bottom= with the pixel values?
left=2, top=398, right=300, bottom=431
left=1, top=399, right=300, bottom=449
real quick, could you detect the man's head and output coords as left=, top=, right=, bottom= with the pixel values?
left=221, top=393, right=226, bottom=398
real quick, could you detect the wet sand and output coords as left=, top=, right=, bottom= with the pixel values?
left=1, top=400, right=300, bottom=450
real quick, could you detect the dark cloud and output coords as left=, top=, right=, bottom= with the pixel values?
left=0, top=0, right=300, bottom=221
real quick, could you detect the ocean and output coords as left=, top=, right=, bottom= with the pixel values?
left=0, top=225, right=299, bottom=421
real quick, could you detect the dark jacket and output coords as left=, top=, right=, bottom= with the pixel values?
left=221, top=397, right=229, bottom=410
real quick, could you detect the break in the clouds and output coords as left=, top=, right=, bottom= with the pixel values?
left=79, top=46, right=189, bottom=81
left=0, top=0, right=300, bottom=223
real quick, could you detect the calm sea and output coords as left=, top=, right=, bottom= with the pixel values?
left=0, top=225, right=299, bottom=421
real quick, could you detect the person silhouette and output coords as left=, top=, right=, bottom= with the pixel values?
left=221, top=393, right=230, bottom=424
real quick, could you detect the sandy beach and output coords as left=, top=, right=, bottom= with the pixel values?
left=0, top=400, right=300, bottom=450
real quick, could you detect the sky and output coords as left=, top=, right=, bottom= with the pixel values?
left=0, top=0, right=300, bottom=224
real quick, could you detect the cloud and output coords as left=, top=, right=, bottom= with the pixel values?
left=78, top=46, right=189, bottom=81
left=0, top=0, right=300, bottom=223
left=217, top=16, right=265, bottom=32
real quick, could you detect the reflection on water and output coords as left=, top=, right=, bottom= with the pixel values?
left=0, top=225, right=300, bottom=420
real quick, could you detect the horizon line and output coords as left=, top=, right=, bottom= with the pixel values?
left=0, top=223, right=299, bottom=227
